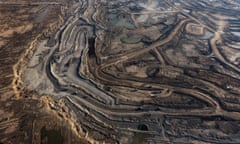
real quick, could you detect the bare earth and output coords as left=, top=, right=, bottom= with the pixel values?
left=1, top=0, right=240, bottom=144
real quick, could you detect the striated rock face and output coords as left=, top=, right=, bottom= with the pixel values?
left=0, top=1, right=89, bottom=144
left=1, top=0, right=240, bottom=143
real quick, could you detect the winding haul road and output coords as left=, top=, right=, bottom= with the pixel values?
left=21, top=0, right=240, bottom=143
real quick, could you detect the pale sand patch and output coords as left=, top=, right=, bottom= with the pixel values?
left=0, top=39, right=5, bottom=47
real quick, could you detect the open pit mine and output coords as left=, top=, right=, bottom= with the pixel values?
left=1, top=0, right=240, bottom=144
